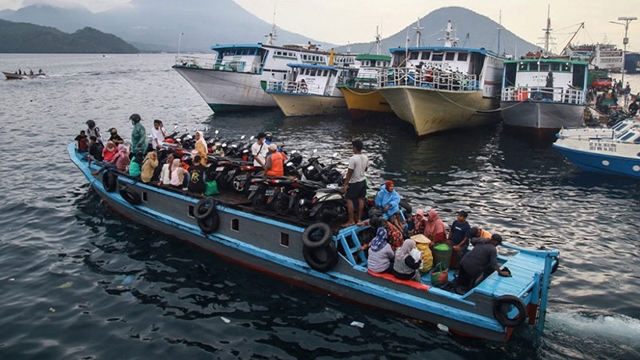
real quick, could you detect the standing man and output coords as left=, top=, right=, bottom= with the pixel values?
left=448, top=210, right=471, bottom=269
left=130, top=113, right=147, bottom=157
left=342, top=139, right=368, bottom=228
left=251, top=132, right=269, bottom=169
left=86, top=119, right=104, bottom=146
left=151, top=119, right=167, bottom=151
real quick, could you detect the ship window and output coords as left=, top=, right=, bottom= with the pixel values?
left=188, top=205, right=195, bottom=218
left=529, top=62, right=538, bottom=71
left=457, top=53, right=468, bottom=61
left=231, top=218, right=239, bottom=231
left=432, top=53, right=443, bottom=61
left=421, top=52, right=431, bottom=60
left=445, top=52, right=455, bottom=61
left=550, top=63, right=560, bottom=71
left=280, top=233, right=290, bottom=247
left=409, top=52, right=419, bottom=60
left=620, top=132, right=636, bottom=141
left=142, top=192, right=148, bottom=202
left=540, top=64, right=550, bottom=72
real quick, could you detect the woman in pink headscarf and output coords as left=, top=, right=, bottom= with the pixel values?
left=424, top=209, right=446, bottom=244
left=91, top=144, right=130, bottom=175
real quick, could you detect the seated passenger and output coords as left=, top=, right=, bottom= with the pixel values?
left=469, top=227, right=491, bottom=240
left=425, top=209, right=447, bottom=244
left=75, top=130, right=89, bottom=152
left=101, top=141, right=117, bottom=163
left=170, top=158, right=189, bottom=190
left=128, top=152, right=143, bottom=178
left=140, top=151, right=159, bottom=183
left=457, top=234, right=511, bottom=292
left=367, top=221, right=394, bottom=274
left=381, top=217, right=404, bottom=252
left=87, top=135, right=104, bottom=165
left=158, top=154, right=175, bottom=186
left=407, top=209, right=427, bottom=235
left=375, top=180, right=402, bottom=229
left=392, top=240, right=422, bottom=282
left=92, top=144, right=130, bottom=175
left=187, top=155, right=206, bottom=194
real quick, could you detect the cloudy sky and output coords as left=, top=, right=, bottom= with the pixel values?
left=1, top=0, right=638, bottom=50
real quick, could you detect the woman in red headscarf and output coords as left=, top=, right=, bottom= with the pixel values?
left=374, top=180, right=403, bottom=229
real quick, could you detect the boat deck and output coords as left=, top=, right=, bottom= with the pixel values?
left=473, top=252, right=544, bottom=298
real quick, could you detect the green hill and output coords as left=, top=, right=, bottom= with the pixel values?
left=0, top=19, right=139, bottom=53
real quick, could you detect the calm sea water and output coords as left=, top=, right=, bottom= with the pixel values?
left=1, top=54, right=640, bottom=360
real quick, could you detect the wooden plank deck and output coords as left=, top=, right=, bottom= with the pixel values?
left=472, top=252, right=545, bottom=297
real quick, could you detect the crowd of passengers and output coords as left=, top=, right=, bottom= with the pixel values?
left=75, top=114, right=287, bottom=196
left=75, top=117, right=510, bottom=292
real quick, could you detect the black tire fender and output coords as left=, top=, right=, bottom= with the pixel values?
left=197, top=211, right=220, bottom=234
left=194, top=197, right=216, bottom=220
left=119, top=188, right=142, bottom=205
left=302, top=222, right=332, bottom=249
left=103, top=170, right=118, bottom=192
left=303, top=241, right=338, bottom=272
left=493, top=295, right=526, bottom=327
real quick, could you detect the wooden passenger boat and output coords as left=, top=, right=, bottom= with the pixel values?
left=69, top=143, right=559, bottom=341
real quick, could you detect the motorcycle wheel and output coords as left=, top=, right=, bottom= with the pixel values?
left=252, top=192, right=266, bottom=209
left=315, top=202, right=347, bottom=223
left=231, top=175, right=247, bottom=193
left=269, top=192, right=289, bottom=214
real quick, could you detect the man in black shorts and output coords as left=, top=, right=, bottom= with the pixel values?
left=342, top=139, right=368, bottom=227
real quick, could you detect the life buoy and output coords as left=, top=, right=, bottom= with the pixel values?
left=194, top=197, right=219, bottom=233
left=119, top=188, right=142, bottom=205
left=194, top=197, right=216, bottom=220
left=493, top=295, right=526, bottom=327
left=302, top=222, right=332, bottom=249
left=303, top=241, right=338, bottom=272
left=103, top=170, right=118, bottom=192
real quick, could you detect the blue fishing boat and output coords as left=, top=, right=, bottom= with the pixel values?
left=69, top=143, right=559, bottom=342
left=553, top=122, right=640, bottom=178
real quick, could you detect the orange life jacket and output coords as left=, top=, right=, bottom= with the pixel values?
left=265, top=152, right=285, bottom=177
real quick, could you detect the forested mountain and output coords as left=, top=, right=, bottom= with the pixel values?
left=0, top=3, right=538, bottom=55
left=0, top=19, right=139, bottom=53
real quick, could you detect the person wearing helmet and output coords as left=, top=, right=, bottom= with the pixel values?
left=86, top=119, right=104, bottom=146
left=129, top=113, right=147, bottom=157
left=108, top=127, right=124, bottom=145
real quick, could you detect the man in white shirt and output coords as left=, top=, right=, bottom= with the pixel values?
left=151, top=119, right=167, bottom=151
left=251, top=132, right=269, bottom=168
left=342, top=139, right=368, bottom=227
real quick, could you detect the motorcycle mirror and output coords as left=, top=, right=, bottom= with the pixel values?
left=186, top=135, right=192, bottom=140
left=250, top=135, right=255, bottom=140
left=286, top=162, right=293, bottom=166
left=222, top=142, right=227, bottom=147
left=172, top=125, right=178, bottom=130
left=215, top=130, right=219, bottom=134
left=240, top=135, right=246, bottom=140
left=312, top=149, right=318, bottom=154
left=291, top=150, right=297, bottom=154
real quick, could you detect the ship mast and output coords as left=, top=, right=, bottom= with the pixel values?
left=439, top=20, right=459, bottom=47
left=265, top=1, right=278, bottom=45
left=542, top=5, right=552, bottom=54
left=375, top=26, right=382, bottom=55
left=413, top=18, right=423, bottom=47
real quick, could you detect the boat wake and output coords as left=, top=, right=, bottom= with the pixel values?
left=546, top=310, right=640, bottom=346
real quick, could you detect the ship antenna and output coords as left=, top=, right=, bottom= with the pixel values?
left=375, top=26, right=382, bottom=55
left=413, top=18, right=423, bottom=47
left=497, top=11, right=502, bottom=55
left=265, top=0, right=278, bottom=45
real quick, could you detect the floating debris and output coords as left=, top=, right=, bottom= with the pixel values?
left=350, top=321, right=365, bottom=328
left=437, top=323, right=449, bottom=332
left=59, top=281, right=73, bottom=289
left=49, top=308, right=56, bottom=313
left=220, top=316, right=230, bottom=324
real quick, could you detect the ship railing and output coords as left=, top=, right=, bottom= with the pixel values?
left=337, top=74, right=379, bottom=90
left=502, top=86, right=587, bottom=104
left=265, top=80, right=317, bottom=94
left=378, top=67, right=479, bottom=92
left=174, top=55, right=217, bottom=69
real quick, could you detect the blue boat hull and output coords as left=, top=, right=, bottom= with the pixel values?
left=553, top=144, right=640, bottom=178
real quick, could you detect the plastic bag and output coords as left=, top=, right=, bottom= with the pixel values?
left=430, top=262, right=449, bottom=285
left=204, top=180, right=219, bottom=196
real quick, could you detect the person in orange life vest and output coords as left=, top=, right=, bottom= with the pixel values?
left=264, top=144, right=287, bottom=177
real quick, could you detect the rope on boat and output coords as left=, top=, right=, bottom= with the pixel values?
left=434, top=90, right=528, bottom=113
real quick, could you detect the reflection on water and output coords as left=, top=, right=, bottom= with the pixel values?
left=0, top=54, right=639, bottom=359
